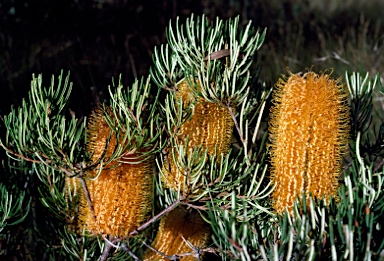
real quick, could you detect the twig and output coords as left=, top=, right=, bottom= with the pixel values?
left=1, top=143, right=98, bottom=220
left=374, top=158, right=384, bottom=173
left=180, top=236, right=202, bottom=260
left=0, top=144, right=41, bottom=164
left=143, top=233, right=208, bottom=260
left=226, top=105, right=250, bottom=166
left=104, top=237, right=121, bottom=248
left=130, top=198, right=182, bottom=236
left=78, top=177, right=97, bottom=222
left=228, top=237, right=243, bottom=252
left=2, top=140, right=100, bottom=239
left=0, top=144, right=79, bottom=177
left=102, top=237, right=141, bottom=261
left=143, top=240, right=202, bottom=261
left=120, top=242, right=141, bottom=260
left=204, top=49, right=230, bottom=61
left=100, top=237, right=114, bottom=261
left=227, top=106, right=243, bottom=144
left=142, top=241, right=178, bottom=260
left=181, top=202, right=208, bottom=211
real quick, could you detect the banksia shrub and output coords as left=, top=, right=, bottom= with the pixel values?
left=268, top=71, right=350, bottom=214
left=143, top=206, right=210, bottom=260
left=3, top=13, right=384, bottom=261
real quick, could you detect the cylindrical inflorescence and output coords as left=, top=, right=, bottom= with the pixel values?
left=162, top=80, right=234, bottom=191
left=68, top=106, right=153, bottom=237
left=268, top=71, right=350, bottom=214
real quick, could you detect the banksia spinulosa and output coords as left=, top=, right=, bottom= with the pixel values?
left=71, top=106, right=153, bottom=237
left=162, top=80, right=234, bottom=191
left=268, top=71, right=350, bottom=214
left=143, top=206, right=210, bottom=260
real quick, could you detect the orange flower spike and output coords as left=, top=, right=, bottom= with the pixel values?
left=75, top=106, right=153, bottom=237
left=162, top=80, right=234, bottom=191
left=269, top=71, right=350, bottom=214
left=143, top=207, right=210, bottom=261
left=176, top=80, right=234, bottom=155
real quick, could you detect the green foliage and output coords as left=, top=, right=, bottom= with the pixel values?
left=1, top=13, right=384, bottom=261
left=0, top=184, right=29, bottom=234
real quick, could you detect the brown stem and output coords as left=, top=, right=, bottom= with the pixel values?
left=78, top=177, right=96, bottom=222
left=143, top=238, right=207, bottom=261
left=102, top=237, right=141, bottom=261
left=100, top=237, right=114, bottom=261
left=129, top=198, right=183, bottom=236
left=181, top=202, right=208, bottom=211
left=120, top=243, right=141, bottom=260
left=0, top=143, right=80, bottom=177
left=227, top=106, right=243, bottom=143
left=204, top=49, right=230, bottom=61
left=0, top=144, right=41, bottom=164
left=226, top=105, right=250, bottom=166
left=374, top=158, right=384, bottom=173
left=142, top=241, right=177, bottom=260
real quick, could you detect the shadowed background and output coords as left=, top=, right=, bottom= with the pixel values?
left=1, top=0, right=383, bottom=116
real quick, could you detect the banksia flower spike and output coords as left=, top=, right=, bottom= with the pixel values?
left=162, top=79, right=234, bottom=191
left=143, top=206, right=210, bottom=260
left=73, top=106, right=153, bottom=237
left=269, top=71, right=350, bottom=214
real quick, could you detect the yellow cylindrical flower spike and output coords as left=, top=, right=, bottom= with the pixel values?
left=72, top=106, right=153, bottom=237
left=143, top=207, right=210, bottom=261
left=162, top=80, right=234, bottom=191
left=268, top=71, right=350, bottom=214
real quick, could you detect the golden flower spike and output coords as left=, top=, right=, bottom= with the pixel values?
left=68, top=106, right=153, bottom=237
left=268, top=70, right=350, bottom=214
left=162, top=79, right=234, bottom=192
left=143, top=206, right=210, bottom=261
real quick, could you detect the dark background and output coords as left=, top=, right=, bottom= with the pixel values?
left=1, top=0, right=383, bottom=117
